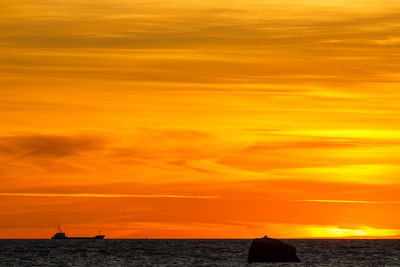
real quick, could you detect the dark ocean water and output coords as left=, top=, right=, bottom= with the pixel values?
left=0, top=239, right=400, bottom=266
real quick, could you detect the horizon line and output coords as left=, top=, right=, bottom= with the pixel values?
left=1, top=237, right=400, bottom=240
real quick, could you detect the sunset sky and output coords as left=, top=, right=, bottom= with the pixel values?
left=1, top=0, right=400, bottom=238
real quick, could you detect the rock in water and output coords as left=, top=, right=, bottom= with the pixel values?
left=248, top=236, right=300, bottom=263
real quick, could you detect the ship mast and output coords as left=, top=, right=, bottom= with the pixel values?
left=57, top=224, right=63, bottom=233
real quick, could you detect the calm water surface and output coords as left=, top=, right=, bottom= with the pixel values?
left=0, top=239, right=399, bottom=266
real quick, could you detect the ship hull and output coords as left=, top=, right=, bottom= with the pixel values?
left=52, top=235, right=105, bottom=240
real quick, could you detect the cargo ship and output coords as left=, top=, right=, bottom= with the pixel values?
left=51, top=225, right=105, bottom=239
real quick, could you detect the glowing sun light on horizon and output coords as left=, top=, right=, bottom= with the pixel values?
left=305, top=226, right=400, bottom=238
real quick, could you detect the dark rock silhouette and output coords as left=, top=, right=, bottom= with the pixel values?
left=248, top=236, right=300, bottom=263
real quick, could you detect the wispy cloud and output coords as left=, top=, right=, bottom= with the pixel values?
left=291, top=199, right=400, bottom=204
left=0, top=192, right=218, bottom=199
left=0, top=134, right=107, bottom=159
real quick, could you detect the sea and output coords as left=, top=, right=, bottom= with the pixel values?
left=1, top=239, right=399, bottom=266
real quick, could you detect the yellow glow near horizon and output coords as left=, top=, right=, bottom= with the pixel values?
left=309, top=226, right=400, bottom=238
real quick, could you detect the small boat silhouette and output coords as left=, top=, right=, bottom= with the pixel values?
left=51, top=225, right=105, bottom=239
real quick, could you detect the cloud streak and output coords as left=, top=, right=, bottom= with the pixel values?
left=291, top=199, right=400, bottom=204
left=0, top=134, right=106, bottom=159
left=0, top=192, right=218, bottom=199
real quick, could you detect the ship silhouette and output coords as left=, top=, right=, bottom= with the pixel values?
left=51, top=225, right=105, bottom=239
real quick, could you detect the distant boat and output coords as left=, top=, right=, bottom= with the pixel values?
left=51, top=225, right=105, bottom=240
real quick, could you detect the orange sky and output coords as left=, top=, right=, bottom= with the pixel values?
left=1, top=0, right=400, bottom=239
